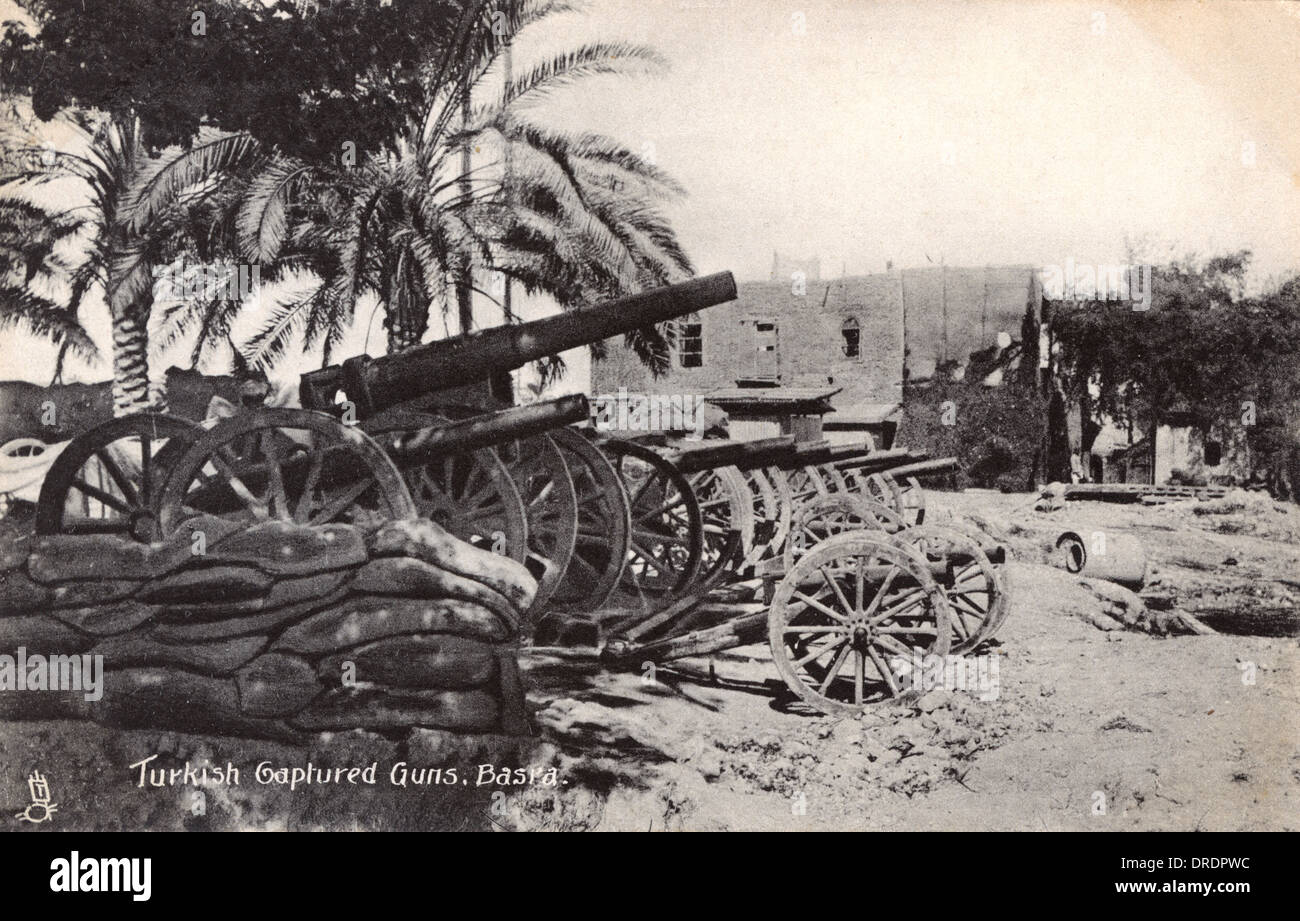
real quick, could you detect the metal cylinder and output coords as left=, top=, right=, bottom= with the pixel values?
left=301, top=272, right=737, bottom=415
left=876, top=457, right=959, bottom=479
left=1054, top=529, right=1147, bottom=589
left=384, top=395, right=589, bottom=465
left=667, top=436, right=795, bottom=473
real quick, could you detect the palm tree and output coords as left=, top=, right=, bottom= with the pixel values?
left=167, top=0, right=693, bottom=385
left=1, top=112, right=255, bottom=413
left=0, top=197, right=99, bottom=383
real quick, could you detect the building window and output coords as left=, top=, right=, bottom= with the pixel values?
left=841, top=317, right=861, bottom=358
left=678, top=314, right=703, bottom=368
left=1204, top=439, right=1222, bottom=466
left=753, top=318, right=779, bottom=378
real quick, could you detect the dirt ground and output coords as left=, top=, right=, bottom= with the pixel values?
left=510, top=490, right=1300, bottom=831
left=1, top=490, right=1296, bottom=831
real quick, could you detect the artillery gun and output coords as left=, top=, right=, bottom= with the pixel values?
left=30, top=267, right=1010, bottom=716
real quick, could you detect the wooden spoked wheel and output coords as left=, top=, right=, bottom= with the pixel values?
left=403, top=448, right=529, bottom=562
left=890, top=474, right=927, bottom=526
left=817, top=464, right=849, bottom=493
left=510, top=434, right=579, bottom=619
left=36, top=413, right=201, bottom=542
left=689, top=465, right=754, bottom=586
left=156, top=408, right=415, bottom=535
left=862, top=472, right=906, bottom=518
left=769, top=533, right=952, bottom=714
left=763, top=466, right=795, bottom=560
left=741, top=467, right=788, bottom=568
left=548, top=427, right=630, bottom=613
left=602, top=440, right=703, bottom=602
left=783, top=465, right=830, bottom=510
left=784, top=493, right=908, bottom=569
left=894, top=525, right=1006, bottom=652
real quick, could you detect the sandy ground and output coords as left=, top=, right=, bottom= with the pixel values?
left=1, top=491, right=1296, bottom=831
left=511, top=490, right=1300, bottom=831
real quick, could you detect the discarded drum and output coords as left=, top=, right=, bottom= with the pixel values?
left=1054, top=529, right=1147, bottom=590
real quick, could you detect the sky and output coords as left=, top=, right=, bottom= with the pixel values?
left=2, top=0, right=1299, bottom=393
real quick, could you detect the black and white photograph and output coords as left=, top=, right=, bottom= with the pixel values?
left=0, top=0, right=1295, bottom=863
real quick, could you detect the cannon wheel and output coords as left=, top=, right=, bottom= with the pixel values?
left=784, top=465, right=830, bottom=509
left=404, top=448, right=529, bottom=562
left=156, top=408, right=415, bottom=534
left=769, top=532, right=951, bottom=715
left=889, top=474, right=926, bottom=526
left=817, top=464, right=849, bottom=493
left=740, top=467, right=787, bottom=568
left=366, top=412, right=529, bottom=564
left=862, top=472, right=906, bottom=518
left=895, top=525, right=1006, bottom=652
left=548, top=427, right=630, bottom=613
left=784, top=493, right=908, bottom=569
left=763, top=466, right=795, bottom=559
left=510, top=434, right=579, bottom=619
left=602, top=440, right=703, bottom=602
left=689, top=465, right=754, bottom=587
left=36, top=413, right=201, bottom=542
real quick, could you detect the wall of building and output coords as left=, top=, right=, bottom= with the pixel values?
left=1155, top=423, right=1252, bottom=484
left=591, top=274, right=906, bottom=422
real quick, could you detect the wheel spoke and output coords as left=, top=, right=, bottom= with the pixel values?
left=308, top=477, right=373, bottom=525
left=93, top=449, right=139, bottom=507
left=70, top=478, right=133, bottom=515
left=792, top=590, right=851, bottom=624
left=293, top=452, right=325, bottom=524
left=817, top=643, right=853, bottom=695
left=867, top=645, right=900, bottom=697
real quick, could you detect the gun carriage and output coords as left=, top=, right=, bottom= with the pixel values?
left=32, top=271, right=1009, bottom=715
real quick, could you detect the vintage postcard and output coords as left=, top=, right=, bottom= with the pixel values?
left=0, top=0, right=1295, bottom=863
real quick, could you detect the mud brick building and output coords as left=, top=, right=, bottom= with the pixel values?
left=591, top=265, right=1038, bottom=443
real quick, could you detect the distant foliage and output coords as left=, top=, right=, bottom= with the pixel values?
left=2, top=0, right=485, bottom=162
left=1051, top=253, right=1300, bottom=497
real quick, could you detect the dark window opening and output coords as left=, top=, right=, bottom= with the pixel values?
left=678, top=316, right=703, bottom=368
left=841, top=317, right=860, bottom=358
left=1204, top=440, right=1223, bottom=466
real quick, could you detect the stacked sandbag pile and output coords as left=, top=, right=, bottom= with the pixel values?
left=0, top=517, right=535, bottom=741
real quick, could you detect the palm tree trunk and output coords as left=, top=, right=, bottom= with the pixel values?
left=111, top=306, right=152, bottom=416
left=457, top=88, right=474, bottom=334
left=384, top=260, right=427, bottom=353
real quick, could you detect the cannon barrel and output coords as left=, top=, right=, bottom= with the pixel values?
left=876, top=457, right=959, bottom=479
left=831, top=447, right=918, bottom=470
left=783, top=439, right=875, bottom=468
left=300, top=272, right=738, bottom=416
left=666, top=436, right=797, bottom=473
left=382, top=395, right=589, bottom=466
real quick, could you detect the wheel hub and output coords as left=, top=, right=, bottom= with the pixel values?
left=128, top=509, right=157, bottom=542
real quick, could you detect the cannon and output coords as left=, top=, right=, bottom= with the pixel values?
left=29, top=265, right=1010, bottom=717
left=34, top=274, right=739, bottom=622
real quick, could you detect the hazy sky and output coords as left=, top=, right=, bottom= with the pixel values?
left=2, top=0, right=1298, bottom=391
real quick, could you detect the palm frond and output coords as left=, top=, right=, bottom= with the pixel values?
left=120, top=129, right=260, bottom=236
left=236, top=156, right=311, bottom=263
left=0, top=287, right=100, bottom=361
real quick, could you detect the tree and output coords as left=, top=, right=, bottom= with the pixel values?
left=0, top=112, right=255, bottom=412
left=1050, top=252, right=1300, bottom=497
left=166, top=0, right=693, bottom=384
left=0, top=196, right=99, bottom=382
left=1, top=0, right=503, bottom=408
